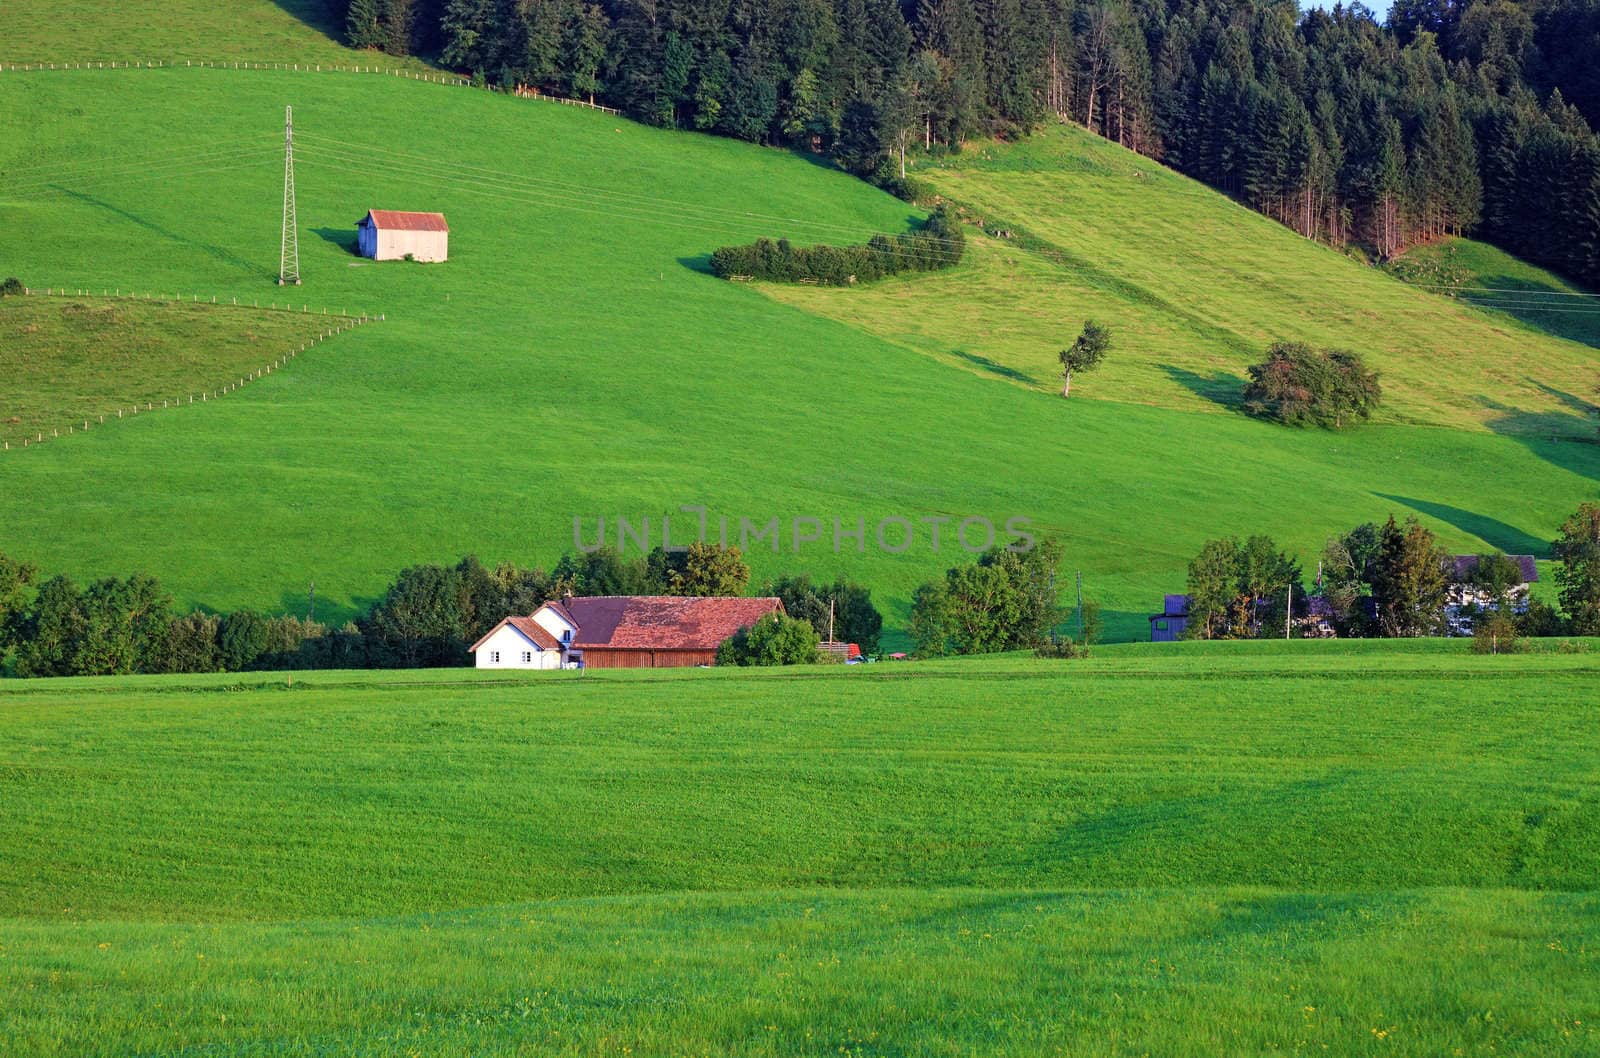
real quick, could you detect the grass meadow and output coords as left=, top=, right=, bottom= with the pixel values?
left=0, top=296, right=333, bottom=447
left=0, top=66, right=1596, bottom=642
left=1, top=0, right=432, bottom=69
left=2, top=646, right=1598, bottom=1055
left=766, top=126, right=1600, bottom=436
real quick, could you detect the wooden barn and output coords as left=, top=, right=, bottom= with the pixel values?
left=356, top=210, right=449, bottom=262
left=471, top=595, right=784, bottom=670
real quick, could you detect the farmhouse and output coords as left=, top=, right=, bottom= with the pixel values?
left=1149, top=594, right=1190, bottom=642
left=471, top=595, right=784, bottom=669
left=357, top=210, right=449, bottom=262
left=1445, top=554, right=1539, bottom=634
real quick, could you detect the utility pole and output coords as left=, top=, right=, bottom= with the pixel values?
left=1075, top=570, right=1084, bottom=643
left=279, top=105, right=301, bottom=286
left=307, top=579, right=316, bottom=623
left=827, top=598, right=835, bottom=644
left=1285, top=582, right=1292, bottom=640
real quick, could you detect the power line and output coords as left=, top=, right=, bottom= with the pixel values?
left=292, top=144, right=972, bottom=267
left=294, top=131, right=965, bottom=250
left=1, top=155, right=280, bottom=205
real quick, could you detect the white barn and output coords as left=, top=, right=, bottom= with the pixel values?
left=357, top=210, right=449, bottom=262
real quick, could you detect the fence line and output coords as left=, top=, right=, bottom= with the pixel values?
left=1, top=291, right=384, bottom=456
left=0, top=58, right=622, bottom=114
left=24, top=286, right=383, bottom=320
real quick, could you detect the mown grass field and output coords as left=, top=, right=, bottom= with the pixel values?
left=0, top=65, right=1595, bottom=642
left=2, top=646, right=1597, bottom=1055
left=0, top=295, right=334, bottom=447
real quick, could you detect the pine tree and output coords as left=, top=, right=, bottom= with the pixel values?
left=347, top=0, right=385, bottom=49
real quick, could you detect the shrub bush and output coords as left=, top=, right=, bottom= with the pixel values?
left=715, top=612, right=820, bottom=665
left=1243, top=342, right=1381, bottom=429
left=0, top=277, right=24, bottom=297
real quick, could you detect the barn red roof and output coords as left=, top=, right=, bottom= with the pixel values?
left=555, top=596, right=783, bottom=651
left=468, top=615, right=561, bottom=653
left=362, top=210, right=449, bottom=232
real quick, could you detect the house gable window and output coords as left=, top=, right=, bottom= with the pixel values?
left=490, top=651, right=500, bottom=663
left=521, top=651, right=532, bottom=663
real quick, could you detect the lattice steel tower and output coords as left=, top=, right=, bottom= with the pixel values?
left=278, top=105, right=301, bottom=286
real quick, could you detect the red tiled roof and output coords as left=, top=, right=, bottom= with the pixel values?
left=362, top=210, right=449, bottom=232
left=469, top=615, right=561, bottom=653
left=555, top=596, right=783, bottom=651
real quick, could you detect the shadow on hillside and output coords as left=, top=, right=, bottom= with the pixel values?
left=951, top=349, right=1037, bottom=385
left=314, top=227, right=360, bottom=256
left=59, top=189, right=270, bottom=280
left=1477, top=393, right=1600, bottom=482
left=677, top=254, right=715, bottom=276
left=265, top=0, right=346, bottom=41
left=1462, top=274, right=1600, bottom=350
left=1160, top=364, right=1243, bottom=410
left=1374, top=493, right=1551, bottom=557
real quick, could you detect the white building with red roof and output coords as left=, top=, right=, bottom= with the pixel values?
left=470, top=596, right=784, bottom=670
left=356, top=210, right=449, bottom=262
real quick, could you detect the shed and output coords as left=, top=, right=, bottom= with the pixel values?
left=357, top=210, right=449, bottom=262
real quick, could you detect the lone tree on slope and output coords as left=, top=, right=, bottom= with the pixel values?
left=1060, top=320, right=1112, bottom=397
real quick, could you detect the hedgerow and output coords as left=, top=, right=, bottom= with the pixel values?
left=709, top=205, right=964, bottom=286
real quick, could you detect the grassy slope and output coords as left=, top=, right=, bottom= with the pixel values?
left=1392, top=237, right=1600, bottom=354
left=1, top=0, right=431, bottom=69
left=0, top=296, right=334, bottom=447
left=767, top=127, right=1600, bottom=436
left=3, top=650, right=1598, bottom=1055
left=0, top=69, right=1595, bottom=644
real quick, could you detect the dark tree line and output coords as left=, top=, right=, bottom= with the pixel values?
left=0, top=545, right=884, bottom=676
left=340, top=0, right=1600, bottom=287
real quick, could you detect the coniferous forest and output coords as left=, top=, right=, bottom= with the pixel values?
left=342, top=0, right=1600, bottom=286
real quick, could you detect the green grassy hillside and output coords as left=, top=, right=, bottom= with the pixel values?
left=2, top=0, right=429, bottom=68
left=4, top=649, right=1598, bottom=1054
left=1391, top=237, right=1600, bottom=353
left=769, top=127, right=1600, bottom=436
left=0, top=295, right=338, bottom=447
left=0, top=69, right=1596, bottom=643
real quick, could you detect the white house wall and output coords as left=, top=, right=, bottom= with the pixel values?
left=474, top=625, right=559, bottom=669
left=532, top=605, right=575, bottom=644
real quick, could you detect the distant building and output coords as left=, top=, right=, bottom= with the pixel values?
left=1295, top=596, right=1338, bottom=638
left=470, top=595, right=785, bottom=670
left=357, top=210, right=449, bottom=262
left=1445, top=554, right=1539, bottom=635
left=1149, top=594, right=1189, bottom=642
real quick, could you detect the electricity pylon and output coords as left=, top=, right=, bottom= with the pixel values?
left=279, top=105, right=301, bottom=286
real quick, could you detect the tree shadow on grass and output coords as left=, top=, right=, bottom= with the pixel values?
left=1160, top=364, right=1244, bottom=410
left=951, top=349, right=1038, bottom=385
left=1462, top=274, right=1600, bottom=350
left=677, top=254, right=715, bottom=276
left=1374, top=493, right=1551, bottom=558
left=1477, top=394, right=1600, bottom=483
left=263, top=0, right=347, bottom=42
left=313, top=227, right=360, bottom=256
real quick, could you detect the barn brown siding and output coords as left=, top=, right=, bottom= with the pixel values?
left=580, top=648, right=718, bottom=669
